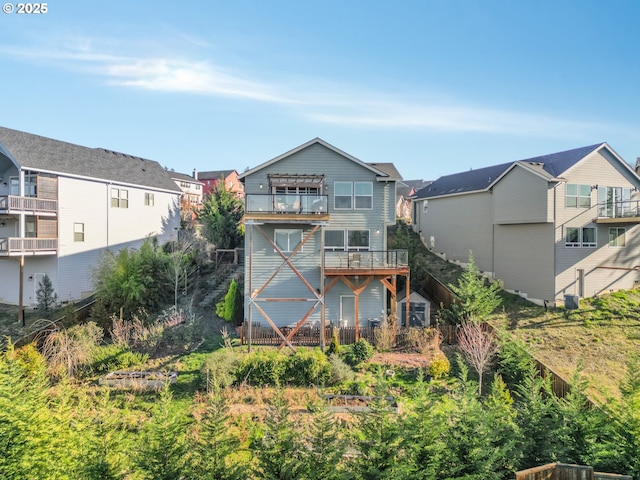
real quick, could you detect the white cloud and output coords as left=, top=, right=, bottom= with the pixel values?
left=0, top=36, right=615, bottom=138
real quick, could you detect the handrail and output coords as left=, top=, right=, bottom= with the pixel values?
left=596, top=199, right=640, bottom=218
left=0, top=237, right=58, bottom=253
left=0, top=195, right=57, bottom=213
left=245, top=193, right=328, bottom=214
left=324, top=249, right=408, bottom=269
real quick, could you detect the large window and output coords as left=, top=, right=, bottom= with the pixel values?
left=609, top=227, right=626, bottom=247
left=598, top=186, right=632, bottom=218
left=566, top=184, right=591, bottom=208
left=325, top=230, right=345, bottom=250
left=334, top=182, right=352, bottom=209
left=74, top=223, right=85, bottom=242
left=111, top=188, right=129, bottom=208
left=565, top=226, right=597, bottom=248
left=354, top=182, right=373, bottom=209
left=347, top=230, right=369, bottom=250
left=275, top=229, right=302, bottom=252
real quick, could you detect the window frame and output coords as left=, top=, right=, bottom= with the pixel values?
left=334, top=182, right=353, bottom=210
left=581, top=226, right=596, bottom=248
left=354, top=182, right=373, bottom=209
left=347, top=229, right=370, bottom=251
left=566, top=183, right=591, bottom=209
left=565, top=226, right=580, bottom=247
left=324, top=229, right=345, bottom=251
left=609, top=227, right=626, bottom=247
left=73, top=222, right=85, bottom=242
left=144, top=192, right=155, bottom=206
left=111, top=188, right=129, bottom=208
left=274, top=229, right=303, bottom=253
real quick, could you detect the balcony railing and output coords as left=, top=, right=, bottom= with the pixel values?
left=0, top=195, right=58, bottom=214
left=245, top=194, right=328, bottom=215
left=0, top=237, right=58, bottom=255
left=324, top=249, right=409, bottom=270
left=596, top=200, right=640, bottom=219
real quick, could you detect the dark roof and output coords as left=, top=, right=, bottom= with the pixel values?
left=367, top=162, right=402, bottom=181
left=170, top=171, right=204, bottom=184
left=0, top=126, right=181, bottom=193
left=415, top=143, right=604, bottom=199
left=397, top=179, right=432, bottom=198
left=197, top=170, right=235, bottom=180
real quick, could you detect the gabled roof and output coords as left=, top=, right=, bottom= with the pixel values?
left=170, top=171, right=204, bottom=184
left=239, top=138, right=390, bottom=180
left=415, top=143, right=605, bottom=200
left=368, top=162, right=403, bottom=181
left=197, top=169, right=236, bottom=180
left=398, top=179, right=432, bottom=198
left=0, top=126, right=181, bottom=193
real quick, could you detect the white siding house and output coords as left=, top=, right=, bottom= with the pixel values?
left=413, top=143, right=640, bottom=307
left=0, top=126, right=182, bottom=306
left=240, top=138, right=409, bottom=347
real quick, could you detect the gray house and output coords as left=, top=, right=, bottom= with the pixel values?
left=240, top=138, right=409, bottom=348
left=413, top=143, right=640, bottom=307
left=0, top=126, right=182, bottom=308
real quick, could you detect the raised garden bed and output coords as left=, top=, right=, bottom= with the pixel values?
left=99, top=371, right=178, bottom=389
left=323, top=394, right=399, bottom=413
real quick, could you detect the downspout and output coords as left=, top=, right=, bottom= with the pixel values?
left=553, top=182, right=559, bottom=304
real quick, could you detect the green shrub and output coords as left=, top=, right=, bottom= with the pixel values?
left=337, top=379, right=371, bottom=396
left=201, top=350, right=240, bottom=392
left=236, top=350, right=288, bottom=387
left=285, top=349, right=332, bottom=386
left=428, top=353, right=450, bottom=380
left=14, top=343, right=47, bottom=378
left=496, top=337, right=532, bottom=387
left=328, top=354, right=355, bottom=385
left=326, top=330, right=341, bottom=356
left=89, top=344, right=149, bottom=374
left=344, top=338, right=375, bottom=366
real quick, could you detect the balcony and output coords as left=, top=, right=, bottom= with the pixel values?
left=593, top=200, right=640, bottom=224
left=324, top=249, right=409, bottom=276
left=0, top=237, right=58, bottom=256
left=244, top=194, right=329, bottom=223
left=0, top=195, right=58, bottom=216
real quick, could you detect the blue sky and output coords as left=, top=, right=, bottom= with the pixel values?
left=1, top=0, right=640, bottom=181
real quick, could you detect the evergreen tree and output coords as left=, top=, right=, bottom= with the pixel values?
left=250, top=389, right=301, bottom=479
left=297, top=406, right=347, bottom=480
left=36, top=274, right=58, bottom=318
left=198, top=180, right=244, bottom=249
left=216, top=278, right=241, bottom=323
left=446, top=252, right=502, bottom=324
left=133, top=386, right=189, bottom=480
left=186, top=394, right=246, bottom=480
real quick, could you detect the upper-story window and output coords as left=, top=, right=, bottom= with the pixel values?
left=354, top=182, right=373, bottom=209
left=275, top=229, right=302, bottom=253
left=74, top=223, right=85, bottom=242
left=566, top=184, right=591, bottom=208
left=111, top=188, right=128, bottom=208
left=598, top=186, right=632, bottom=218
left=334, top=181, right=373, bottom=210
left=144, top=193, right=155, bottom=206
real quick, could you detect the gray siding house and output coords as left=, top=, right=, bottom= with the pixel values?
left=0, top=126, right=182, bottom=307
left=413, top=143, right=640, bottom=307
left=240, top=138, right=409, bottom=347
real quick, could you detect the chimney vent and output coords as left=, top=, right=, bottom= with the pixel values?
left=193, top=169, right=198, bottom=180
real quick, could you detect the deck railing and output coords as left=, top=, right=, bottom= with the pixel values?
left=596, top=200, right=640, bottom=218
left=0, top=237, right=58, bottom=254
left=245, top=193, right=328, bottom=215
left=0, top=195, right=57, bottom=214
left=324, top=249, right=408, bottom=269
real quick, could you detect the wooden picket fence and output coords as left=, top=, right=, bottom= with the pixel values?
left=515, top=462, right=632, bottom=480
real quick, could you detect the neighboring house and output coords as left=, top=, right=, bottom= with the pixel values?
left=197, top=169, right=244, bottom=198
left=170, top=171, right=204, bottom=208
left=240, top=138, right=409, bottom=346
left=412, top=143, right=640, bottom=307
left=0, top=126, right=182, bottom=306
left=396, top=179, right=431, bottom=221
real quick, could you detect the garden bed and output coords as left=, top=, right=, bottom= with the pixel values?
left=99, top=371, right=178, bottom=389
left=323, top=394, right=399, bottom=413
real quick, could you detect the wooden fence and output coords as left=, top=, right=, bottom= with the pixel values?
left=515, top=462, right=632, bottom=480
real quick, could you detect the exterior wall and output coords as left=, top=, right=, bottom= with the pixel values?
left=494, top=223, right=555, bottom=303
left=553, top=150, right=640, bottom=302
left=243, top=142, right=391, bottom=326
left=493, top=166, right=553, bottom=224
left=414, top=191, right=495, bottom=273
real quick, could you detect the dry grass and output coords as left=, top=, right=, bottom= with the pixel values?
left=490, top=291, right=640, bottom=401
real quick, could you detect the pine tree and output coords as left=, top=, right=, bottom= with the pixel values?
left=198, top=180, right=244, bottom=249
left=36, top=274, right=58, bottom=318
left=186, top=394, right=246, bottom=480
left=446, top=252, right=502, bottom=324
left=297, top=406, right=347, bottom=480
left=216, top=279, right=239, bottom=322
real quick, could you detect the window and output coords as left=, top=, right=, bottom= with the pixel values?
left=325, top=230, right=345, bottom=250
left=565, top=226, right=597, bottom=247
left=354, top=182, right=373, bottom=209
left=275, top=229, right=302, bottom=252
left=334, top=182, right=352, bottom=209
left=111, top=188, right=128, bottom=208
left=74, top=223, right=84, bottom=242
left=423, top=201, right=428, bottom=212
left=566, top=184, right=591, bottom=208
left=25, top=219, right=36, bottom=238
left=582, top=227, right=596, bottom=247
left=598, top=186, right=632, bottom=218
left=609, top=227, right=626, bottom=247
left=565, top=227, right=580, bottom=247
left=144, top=193, right=154, bottom=206
left=347, top=230, right=369, bottom=250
